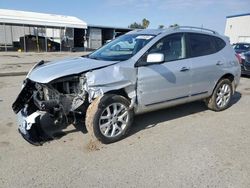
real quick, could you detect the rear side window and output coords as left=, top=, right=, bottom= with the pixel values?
left=188, top=33, right=215, bottom=57
left=214, top=37, right=226, bottom=51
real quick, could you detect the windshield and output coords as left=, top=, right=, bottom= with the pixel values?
left=88, top=34, right=155, bottom=61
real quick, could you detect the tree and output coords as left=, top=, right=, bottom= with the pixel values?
left=169, top=24, right=179, bottom=28
left=142, top=18, right=150, bottom=29
left=128, top=22, right=144, bottom=29
left=158, top=25, right=164, bottom=29
left=129, top=18, right=150, bottom=29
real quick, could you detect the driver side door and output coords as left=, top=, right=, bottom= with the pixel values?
left=136, top=33, right=192, bottom=108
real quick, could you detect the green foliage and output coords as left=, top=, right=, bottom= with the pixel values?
left=129, top=18, right=150, bottom=29
left=158, top=25, right=164, bottom=29
left=128, top=22, right=144, bottom=29
left=142, top=18, right=150, bottom=29
left=169, top=24, right=179, bottom=28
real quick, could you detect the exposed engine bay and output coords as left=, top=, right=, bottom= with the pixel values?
left=11, top=55, right=137, bottom=146
left=12, top=75, right=89, bottom=145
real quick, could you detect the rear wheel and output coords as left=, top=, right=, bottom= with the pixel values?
left=205, top=79, right=233, bottom=111
left=86, top=94, right=133, bottom=144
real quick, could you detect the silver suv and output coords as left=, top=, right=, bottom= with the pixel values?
left=12, top=26, right=241, bottom=145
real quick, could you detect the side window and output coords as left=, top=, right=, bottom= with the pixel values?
left=213, top=37, right=226, bottom=52
left=188, top=33, right=216, bottom=57
left=148, top=33, right=186, bottom=62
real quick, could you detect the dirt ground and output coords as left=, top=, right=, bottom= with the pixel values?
left=0, top=53, right=250, bottom=187
left=0, top=52, right=88, bottom=76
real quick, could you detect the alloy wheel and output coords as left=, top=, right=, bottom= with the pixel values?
left=99, top=103, right=129, bottom=138
left=216, top=83, right=231, bottom=108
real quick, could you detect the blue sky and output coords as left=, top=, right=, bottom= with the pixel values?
left=1, top=0, right=250, bottom=33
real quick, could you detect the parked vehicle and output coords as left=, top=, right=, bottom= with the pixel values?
left=233, top=42, right=250, bottom=54
left=241, top=51, right=250, bottom=76
left=12, top=26, right=241, bottom=145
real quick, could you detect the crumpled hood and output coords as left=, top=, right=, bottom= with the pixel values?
left=28, top=57, right=118, bottom=83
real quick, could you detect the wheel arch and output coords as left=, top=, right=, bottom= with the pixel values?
left=105, top=88, right=129, bottom=100
left=219, top=73, right=235, bottom=93
left=212, top=73, right=235, bottom=96
left=85, top=91, right=134, bottom=144
left=103, top=87, right=136, bottom=110
left=206, top=74, right=235, bottom=111
left=219, top=73, right=234, bottom=83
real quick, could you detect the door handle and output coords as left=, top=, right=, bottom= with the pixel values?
left=180, top=67, right=190, bottom=72
left=216, top=61, right=224, bottom=66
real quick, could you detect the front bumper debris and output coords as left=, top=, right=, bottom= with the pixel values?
left=17, top=110, right=51, bottom=146
left=12, top=79, right=34, bottom=114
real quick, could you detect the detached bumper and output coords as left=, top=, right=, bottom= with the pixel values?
left=17, top=109, right=49, bottom=146
left=17, top=110, right=40, bottom=134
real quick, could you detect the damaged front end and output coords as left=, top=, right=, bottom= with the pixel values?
left=12, top=75, right=88, bottom=145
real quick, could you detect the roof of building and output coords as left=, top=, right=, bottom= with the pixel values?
left=0, top=9, right=87, bottom=28
left=226, top=13, right=250, bottom=18
left=88, top=24, right=132, bottom=31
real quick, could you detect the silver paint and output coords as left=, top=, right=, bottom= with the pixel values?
left=28, top=57, right=119, bottom=83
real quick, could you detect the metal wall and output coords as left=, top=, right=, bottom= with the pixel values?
left=0, top=23, right=131, bottom=52
left=0, top=23, right=78, bottom=52
left=87, top=28, right=102, bottom=50
left=86, top=27, right=131, bottom=50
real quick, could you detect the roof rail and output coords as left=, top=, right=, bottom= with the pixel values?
left=173, top=26, right=218, bottom=35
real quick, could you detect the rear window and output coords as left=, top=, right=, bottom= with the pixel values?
left=188, top=33, right=215, bottom=57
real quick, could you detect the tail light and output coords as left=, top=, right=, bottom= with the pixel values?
left=235, top=53, right=242, bottom=64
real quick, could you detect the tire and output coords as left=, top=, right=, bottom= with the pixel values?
left=85, top=94, right=134, bottom=144
left=205, top=79, right=233, bottom=111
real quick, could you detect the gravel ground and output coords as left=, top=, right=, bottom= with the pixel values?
left=0, top=52, right=89, bottom=76
left=0, top=53, right=250, bottom=188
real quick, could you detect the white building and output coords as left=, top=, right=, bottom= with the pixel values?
left=225, top=13, right=250, bottom=44
left=0, top=9, right=131, bottom=52
left=0, top=9, right=87, bottom=52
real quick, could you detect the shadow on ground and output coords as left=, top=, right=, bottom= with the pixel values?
left=241, top=75, right=250, bottom=79
left=40, top=114, right=87, bottom=142
left=38, top=92, right=242, bottom=144
left=129, top=91, right=241, bottom=138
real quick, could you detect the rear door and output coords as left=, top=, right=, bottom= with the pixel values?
left=186, top=33, right=226, bottom=97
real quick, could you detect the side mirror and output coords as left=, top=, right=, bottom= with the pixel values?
left=147, top=53, right=164, bottom=63
left=135, top=53, right=165, bottom=67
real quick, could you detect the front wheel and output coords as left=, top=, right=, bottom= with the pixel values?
left=86, top=94, right=134, bottom=144
left=205, top=79, right=233, bottom=111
